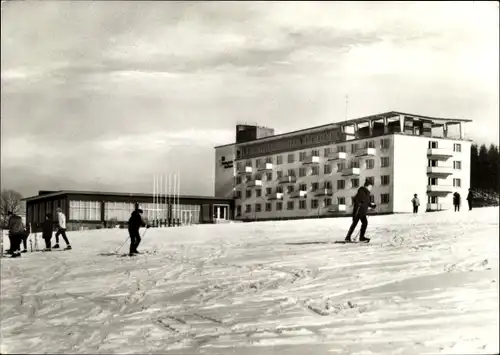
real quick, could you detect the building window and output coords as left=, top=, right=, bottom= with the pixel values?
left=311, top=166, right=319, bottom=176
left=287, top=185, right=295, bottom=193
left=299, top=183, right=307, bottom=191
left=245, top=175, right=252, bottom=183
left=104, top=202, right=135, bottom=222
left=338, top=197, right=346, bottom=205
left=366, top=159, right=375, bottom=169
left=324, top=164, right=332, bottom=174
left=266, top=172, right=273, bottom=180
left=288, top=169, right=296, bottom=177
left=381, top=157, right=390, bottom=168
left=312, top=149, right=320, bottom=157
left=381, top=194, right=390, bottom=204
left=299, top=200, right=307, bottom=209
left=350, top=160, right=360, bottom=168
left=365, top=176, right=375, bottom=186
left=276, top=202, right=283, bottom=211
left=351, top=178, right=359, bottom=188
left=338, top=145, right=346, bottom=153
left=299, top=152, right=307, bottom=161
left=71, top=200, right=101, bottom=221
left=255, top=159, right=261, bottom=169
left=287, top=201, right=294, bottom=210
left=308, top=199, right=317, bottom=209
left=453, top=161, right=462, bottom=170
left=324, top=198, right=332, bottom=206
left=265, top=203, right=272, bottom=212
left=276, top=155, right=283, bottom=165
left=236, top=206, right=242, bottom=216
left=324, top=181, right=332, bottom=189
left=430, top=196, right=438, bottom=204
left=370, top=195, right=375, bottom=204
left=287, top=154, right=295, bottom=163
left=245, top=159, right=252, bottom=167
left=337, top=180, right=345, bottom=190
left=266, top=156, right=273, bottom=164
left=311, top=182, right=319, bottom=191
left=255, top=173, right=262, bottom=181
left=234, top=191, right=242, bottom=199
left=276, top=186, right=283, bottom=193
left=381, top=139, right=390, bottom=149
left=367, top=140, right=375, bottom=148
left=245, top=204, right=252, bottom=213
left=453, top=178, right=461, bottom=188
left=299, top=167, right=307, bottom=177
left=337, top=163, right=345, bottom=172
left=351, top=196, right=355, bottom=206
left=381, top=175, right=390, bottom=186
left=277, top=170, right=283, bottom=178
left=351, top=144, right=358, bottom=153
left=236, top=176, right=242, bottom=185
left=246, top=190, right=252, bottom=198
left=256, top=189, right=262, bottom=197
left=236, top=162, right=242, bottom=171
left=453, top=143, right=461, bottom=152
left=266, top=187, right=272, bottom=195
left=255, top=203, right=261, bottom=212
left=324, top=147, right=331, bottom=156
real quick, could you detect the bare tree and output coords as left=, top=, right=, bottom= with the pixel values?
left=0, top=189, right=23, bottom=226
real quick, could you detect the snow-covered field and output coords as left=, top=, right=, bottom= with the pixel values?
left=1, top=207, right=499, bottom=355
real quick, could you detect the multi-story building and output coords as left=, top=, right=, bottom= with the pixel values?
left=214, top=111, right=472, bottom=221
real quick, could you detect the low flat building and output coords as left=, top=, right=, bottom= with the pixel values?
left=23, top=190, right=233, bottom=231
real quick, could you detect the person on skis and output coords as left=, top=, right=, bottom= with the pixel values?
left=42, top=213, right=54, bottom=251
left=54, top=207, right=71, bottom=250
left=128, top=208, right=148, bottom=256
left=6, top=211, right=27, bottom=257
left=345, top=179, right=376, bottom=243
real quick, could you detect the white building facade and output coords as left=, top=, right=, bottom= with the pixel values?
left=214, top=111, right=472, bottom=221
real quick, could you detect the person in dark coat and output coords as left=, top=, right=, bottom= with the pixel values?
left=42, top=213, right=54, bottom=250
left=466, top=189, right=473, bottom=211
left=6, top=211, right=26, bottom=258
left=411, top=194, right=420, bottom=214
left=453, top=192, right=461, bottom=212
left=128, top=208, right=147, bottom=255
left=345, top=180, right=376, bottom=243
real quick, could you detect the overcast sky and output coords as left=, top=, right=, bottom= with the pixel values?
left=1, top=1, right=498, bottom=198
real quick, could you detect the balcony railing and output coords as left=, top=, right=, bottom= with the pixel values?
left=356, top=147, right=376, bottom=157
left=341, top=167, right=361, bottom=176
left=237, top=166, right=253, bottom=174
left=314, top=188, right=334, bottom=196
left=427, top=185, right=453, bottom=194
left=328, top=204, right=346, bottom=212
left=278, top=175, right=297, bottom=184
left=426, top=203, right=444, bottom=211
left=427, top=148, right=453, bottom=160
left=302, top=156, right=320, bottom=165
left=257, top=163, right=273, bottom=171
left=327, top=152, right=347, bottom=161
left=290, top=190, right=307, bottom=198
left=247, top=179, right=263, bottom=188
left=267, top=192, right=284, bottom=200
left=427, top=166, right=453, bottom=175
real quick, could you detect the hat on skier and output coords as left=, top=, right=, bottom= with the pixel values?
left=56, top=207, right=62, bottom=212
left=137, top=208, right=143, bottom=214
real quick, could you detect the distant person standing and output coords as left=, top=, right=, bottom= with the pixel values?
left=53, top=207, right=72, bottom=250
left=411, top=194, right=420, bottom=214
left=466, top=189, right=473, bottom=211
left=42, top=213, right=54, bottom=251
left=453, top=192, right=461, bottom=212
left=6, top=211, right=26, bottom=258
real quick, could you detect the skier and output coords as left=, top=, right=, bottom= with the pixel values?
left=466, top=189, right=473, bottom=211
left=411, top=194, right=420, bottom=214
left=42, top=213, right=54, bottom=251
left=453, top=192, right=461, bottom=212
left=345, top=180, right=376, bottom=243
left=53, top=207, right=72, bottom=250
left=128, top=208, right=147, bottom=256
left=6, top=211, right=26, bottom=258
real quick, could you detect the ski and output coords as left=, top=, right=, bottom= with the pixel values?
left=334, top=240, right=370, bottom=244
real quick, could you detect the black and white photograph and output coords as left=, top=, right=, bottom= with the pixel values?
left=1, top=1, right=499, bottom=354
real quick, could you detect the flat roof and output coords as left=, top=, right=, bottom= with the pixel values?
left=214, top=111, right=472, bottom=148
left=22, top=190, right=232, bottom=202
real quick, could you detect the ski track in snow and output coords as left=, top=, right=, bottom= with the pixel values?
left=1, top=208, right=499, bottom=354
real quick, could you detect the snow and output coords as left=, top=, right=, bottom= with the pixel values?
left=1, top=207, right=498, bottom=355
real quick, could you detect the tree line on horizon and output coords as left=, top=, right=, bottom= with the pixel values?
left=470, top=143, right=499, bottom=194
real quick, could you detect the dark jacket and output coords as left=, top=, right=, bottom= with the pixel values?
left=352, top=187, right=376, bottom=217
left=453, top=192, right=461, bottom=205
left=466, top=191, right=473, bottom=201
left=128, top=210, right=146, bottom=232
left=7, top=214, right=25, bottom=235
left=42, top=219, right=53, bottom=239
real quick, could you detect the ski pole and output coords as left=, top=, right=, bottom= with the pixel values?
left=115, top=227, right=148, bottom=253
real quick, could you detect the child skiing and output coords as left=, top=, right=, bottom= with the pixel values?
left=344, top=180, right=376, bottom=243
left=411, top=194, right=420, bottom=214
